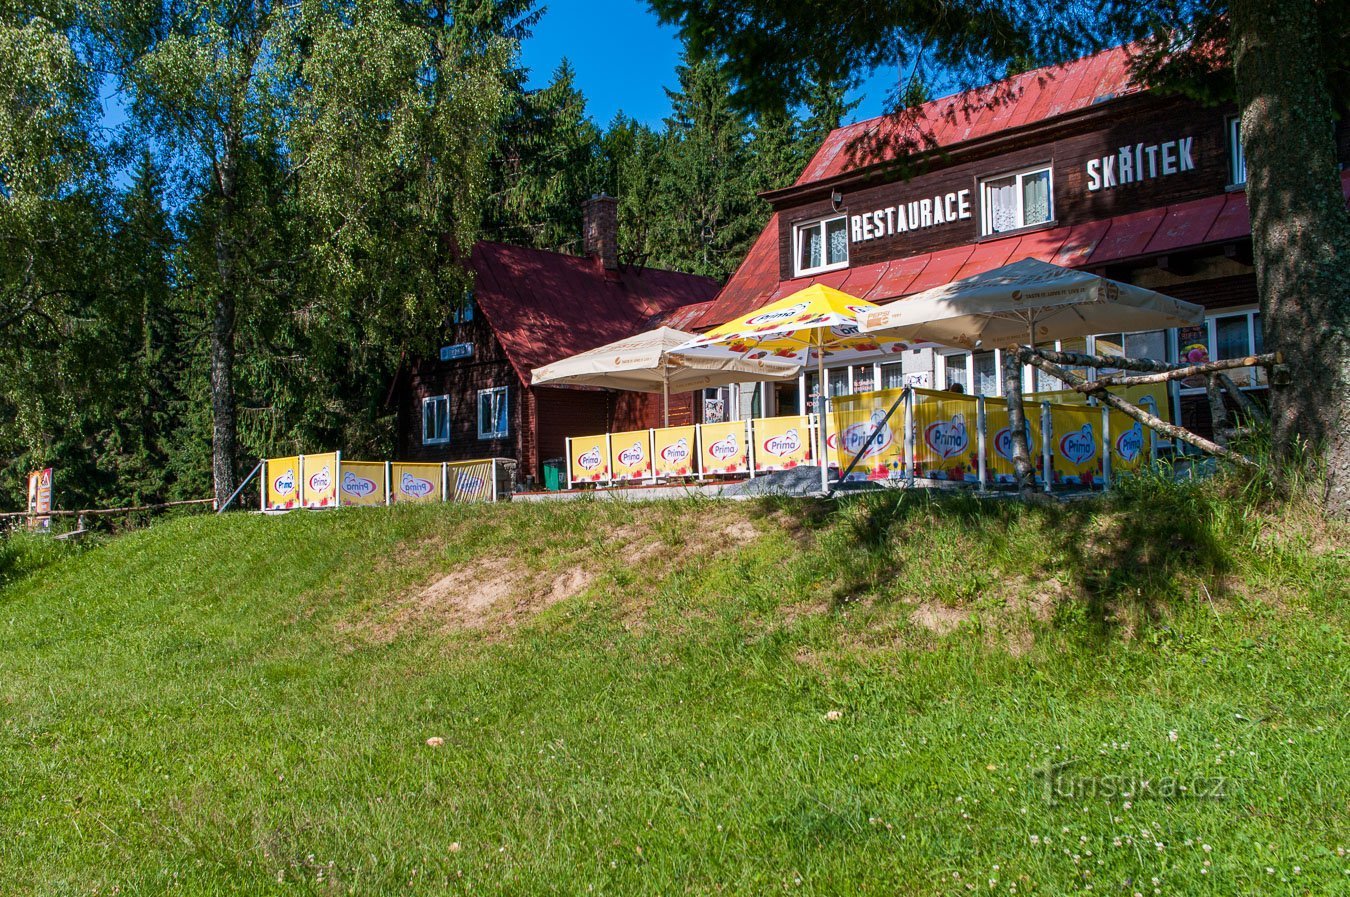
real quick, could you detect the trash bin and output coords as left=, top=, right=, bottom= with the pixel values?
left=542, top=458, right=566, bottom=491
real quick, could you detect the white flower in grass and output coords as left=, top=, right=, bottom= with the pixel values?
left=1168, top=730, right=1178, bottom=742
left=824, top=709, right=844, bottom=721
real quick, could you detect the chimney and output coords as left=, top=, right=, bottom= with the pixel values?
left=582, top=193, right=619, bottom=270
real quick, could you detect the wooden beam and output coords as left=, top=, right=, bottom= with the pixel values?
left=0, top=497, right=216, bottom=521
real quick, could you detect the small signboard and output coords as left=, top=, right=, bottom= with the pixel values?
left=26, top=467, right=53, bottom=531
left=439, top=343, right=474, bottom=362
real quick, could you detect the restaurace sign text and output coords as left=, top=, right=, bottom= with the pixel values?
left=850, top=189, right=973, bottom=244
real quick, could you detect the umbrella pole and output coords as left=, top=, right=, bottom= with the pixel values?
left=817, top=338, right=829, bottom=494
left=662, top=374, right=670, bottom=429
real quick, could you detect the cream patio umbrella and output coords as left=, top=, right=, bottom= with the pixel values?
left=674, top=284, right=910, bottom=493
left=529, top=326, right=799, bottom=427
left=857, top=257, right=1204, bottom=348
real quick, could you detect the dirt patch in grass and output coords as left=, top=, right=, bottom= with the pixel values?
left=909, top=602, right=971, bottom=635
left=346, top=505, right=771, bottom=644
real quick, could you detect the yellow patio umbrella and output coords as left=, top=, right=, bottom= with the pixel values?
left=675, top=284, right=909, bottom=492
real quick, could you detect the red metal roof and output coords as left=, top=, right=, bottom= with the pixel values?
left=470, top=241, right=721, bottom=384
left=693, top=174, right=1350, bottom=329
left=792, top=46, right=1143, bottom=188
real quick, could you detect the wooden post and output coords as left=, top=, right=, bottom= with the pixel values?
left=1205, top=375, right=1233, bottom=447
left=1002, top=348, right=1036, bottom=495
left=1216, top=371, right=1267, bottom=424
left=1101, top=405, right=1112, bottom=490
left=1020, top=348, right=1258, bottom=469
left=1041, top=401, right=1053, bottom=494
left=903, top=387, right=916, bottom=483
left=976, top=394, right=988, bottom=490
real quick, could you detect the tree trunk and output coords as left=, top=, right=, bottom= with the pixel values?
left=210, top=288, right=237, bottom=506
left=1231, top=0, right=1350, bottom=514
left=1002, top=349, right=1036, bottom=495
left=210, top=146, right=240, bottom=507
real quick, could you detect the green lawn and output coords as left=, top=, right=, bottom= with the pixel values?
left=0, top=480, right=1346, bottom=895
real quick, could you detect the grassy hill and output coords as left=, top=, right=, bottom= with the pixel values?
left=0, top=479, right=1346, bottom=895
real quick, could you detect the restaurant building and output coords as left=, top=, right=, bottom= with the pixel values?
left=694, top=45, right=1350, bottom=434
left=390, top=196, right=719, bottom=486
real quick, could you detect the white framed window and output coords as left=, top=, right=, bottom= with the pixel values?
left=792, top=215, right=849, bottom=276
left=422, top=394, right=451, bottom=445
left=980, top=165, right=1053, bottom=236
left=1214, top=309, right=1264, bottom=387
left=476, top=386, right=509, bottom=439
left=942, top=352, right=969, bottom=393
left=702, top=387, right=729, bottom=423
left=1228, top=116, right=1246, bottom=186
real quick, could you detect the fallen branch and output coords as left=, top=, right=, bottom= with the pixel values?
left=1016, top=348, right=1259, bottom=470
left=1075, top=354, right=1277, bottom=391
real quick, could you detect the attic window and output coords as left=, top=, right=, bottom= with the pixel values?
left=792, top=215, right=849, bottom=277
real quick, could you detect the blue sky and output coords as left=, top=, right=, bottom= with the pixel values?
left=521, top=0, right=901, bottom=127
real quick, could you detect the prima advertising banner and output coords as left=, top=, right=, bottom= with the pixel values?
left=830, top=388, right=903, bottom=481
left=608, top=430, right=652, bottom=482
left=1108, top=411, right=1148, bottom=475
left=912, top=390, right=981, bottom=483
left=698, top=421, right=748, bottom=475
left=985, top=408, right=1045, bottom=485
left=652, top=426, right=697, bottom=478
left=569, top=434, right=609, bottom=485
left=265, top=456, right=301, bottom=510
left=301, top=452, right=339, bottom=508
left=1029, top=383, right=1171, bottom=424
left=338, top=461, right=387, bottom=507
left=751, top=416, right=812, bottom=472
left=26, top=468, right=53, bottom=531
left=447, top=460, right=494, bottom=502
left=391, top=462, right=443, bottom=504
left=1048, top=404, right=1103, bottom=488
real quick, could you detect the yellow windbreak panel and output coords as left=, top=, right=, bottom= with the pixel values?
left=652, top=426, right=697, bottom=478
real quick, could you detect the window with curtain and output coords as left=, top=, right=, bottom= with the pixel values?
left=881, top=362, right=905, bottom=390
left=943, top=353, right=969, bottom=392
left=851, top=364, right=876, bottom=393
left=973, top=351, right=999, bottom=395
left=828, top=368, right=850, bottom=397
left=980, top=165, right=1053, bottom=235
left=793, top=215, right=849, bottom=276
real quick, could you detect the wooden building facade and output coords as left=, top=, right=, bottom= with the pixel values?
left=392, top=197, right=719, bottom=487
left=693, top=45, right=1350, bottom=434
